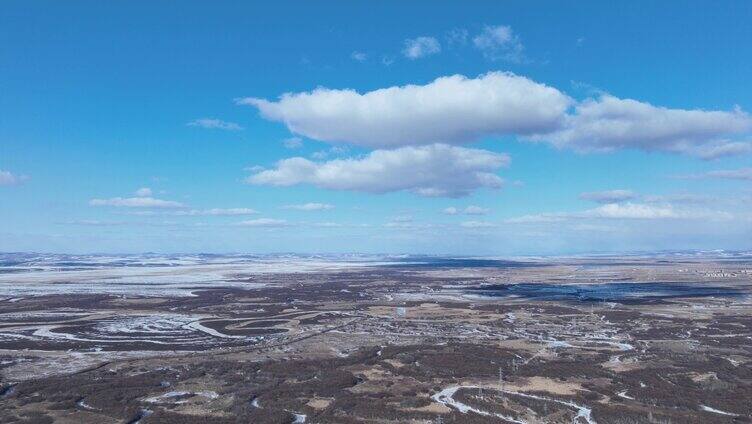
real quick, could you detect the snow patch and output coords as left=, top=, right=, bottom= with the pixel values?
left=701, top=405, right=739, bottom=416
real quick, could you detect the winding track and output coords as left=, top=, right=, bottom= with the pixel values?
left=432, top=384, right=596, bottom=424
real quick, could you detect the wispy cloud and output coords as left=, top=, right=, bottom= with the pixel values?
left=187, top=118, right=243, bottom=131
left=506, top=202, right=732, bottom=223
left=236, top=218, right=290, bottom=227
left=383, top=219, right=438, bottom=230
left=311, top=146, right=348, bottom=160
left=135, top=187, right=153, bottom=197
left=90, top=187, right=187, bottom=209
left=443, top=206, right=490, bottom=215
left=445, top=28, right=469, bottom=47
left=282, top=203, right=334, bottom=211
left=579, top=189, right=635, bottom=203
left=463, top=205, right=490, bottom=215
left=460, top=220, right=497, bottom=228
left=586, top=203, right=683, bottom=219
left=350, top=51, right=367, bottom=62
left=59, top=219, right=204, bottom=227
left=678, top=167, right=752, bottom=181
left=642, top=194, right=714, bottom=204
left=172, top=208, right=259, bottom=216
left=283, top=136, right=303, bottom=149
left=59, top=220, right=130, bottom=226
left=473, top=25, right=525, bottom=63
left=89, top=197, right=187, bottom=209
left=690, top=141, right=752, bottom=160
left=402, top=36, right=441, bottom=59
left=0, top=170, right=28, bottom=186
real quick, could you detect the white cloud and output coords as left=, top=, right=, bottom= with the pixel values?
left=446, top=28, right=469, bottom=47
left=460, top=220, right=497, bottom=228
left=237, top=218, right=290, bottom=227
left=58, top=219, right=207, bottom=228
left=533, top=96, right=752, bottom=158
left=579, top=189, right=635, bottom=203
left=443, top=206, right=489, bottom=215
left=282, top=203, right=334, bottom=211
left=351, top=51, right=367, bottom=62
left=694, top=167, right=752, bottom=181
left=135, top=187, right=153, bottom=197
left=246, top=144, right=508, bottom=197
left=690, top=141, right=752, bottom=160
left=173, top=208, right=259, bottom=216
left=187, top=118, right=243, bottom=131
left=402, top=36, right=441, bottom=59
left=642, top=194, right=713, bottom=204
left=473, top=25, right=525, bottom=63
left=311, top=146, right=348, bottom=160
left=505, top=213, right=568, bottom=224
left=390, top=215, right=413, bottom=223
left=60, top=220, right=129, bottom=226
left=239, top=72, right=571, bottom=149
left=463, top=205, right=490, bottom=215
left=89, top=197, right=186, bottom=209
left=0, top=170, right=28, bottom=186
left=506, top=202, right=731, bottom=223
left=125, top=208, right=260, bottom=217
left=585, top=203, right=680, bottom=219
left=313, top=222, right=343, bottom=227
left=383, top=217, right=437, bottom=229
left=240, top=72, right=752, bottom=159
left=283, top=137, right=303, bottom=149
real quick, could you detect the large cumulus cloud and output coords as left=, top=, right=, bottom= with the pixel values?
left=241, top=72, right=752, bottom=159
left=246, top=144, right=509, bottom=197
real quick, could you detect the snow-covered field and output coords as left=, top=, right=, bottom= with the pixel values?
left=0, top=253, right=398, bottom=297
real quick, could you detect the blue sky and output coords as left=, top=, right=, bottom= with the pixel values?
left=1, top=1, right=751, bottom=254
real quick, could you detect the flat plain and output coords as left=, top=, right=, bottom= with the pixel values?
left=0, top=253, right=750, bottom=423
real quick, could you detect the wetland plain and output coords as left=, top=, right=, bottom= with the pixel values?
left=0, top=252, right=750, bottom=423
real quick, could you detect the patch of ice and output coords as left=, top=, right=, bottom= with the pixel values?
left=77, top=398, right=99, bottom=410
left=700, top=405, right=738, bottom=416
left=145, top=390, right=218, bottom=404
left=431, top=386, right=525, bottom=423
left=617, top=390, right=634, bottom=400
left=184, top=321, right=247, bottom=339
left=432, top=385, right=597, bottom=424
